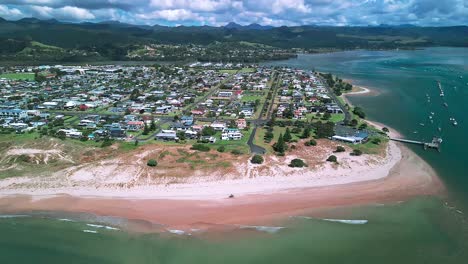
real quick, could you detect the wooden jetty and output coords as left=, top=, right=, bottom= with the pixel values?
left=390, top=137, right=442, bottom=152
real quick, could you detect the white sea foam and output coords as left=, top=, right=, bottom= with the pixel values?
left=239, top=225, right=285, bottom=234
left=291, top=216, right=368, bottom=225
left=167, top=229, right=186, bottom=235
left=0, top=214, right=30, bottom=218
left=86, top=223, right=120, bottom=230
left=322, top=219, right=368, bottom=225
left=87, top=224, right=105, bottom=228
left=83, top=230, right=98, bottom=234
left=58, top=218, right=75, bottom=222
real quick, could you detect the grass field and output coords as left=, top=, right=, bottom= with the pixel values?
left=218, top=69, right=238, bottom=74
left=0, top=73, right=35, bottom=81
left=239, top=68, right=256, bottom=73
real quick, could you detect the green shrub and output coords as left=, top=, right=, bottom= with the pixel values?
left=335, top=146, right=346, bottom=152
left=147, top=159, right=158, bottom=167
left=351, top=149, right=363, bottom=156
left=327, top=155, right=338, bottom=163
left=191, top=144, right=210, bottom=152
left=101, top=138, right=113, bottom=148
left=305, top=139, right=317, bottom=146
left=231, top=149, right=243, bottom=155
left=372, top=138, right=382, bottom=145
left=289, top=158, right=307, bottom=168
left=250, top=154, right=264, bottom=164
left=217, top=146, right=226, bottom=153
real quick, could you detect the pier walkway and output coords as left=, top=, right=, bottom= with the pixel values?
left=390, top=137, right=442, bottom=152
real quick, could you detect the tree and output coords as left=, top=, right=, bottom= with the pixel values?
left=201, top=126, right=216, bottom=136
left=56, top=131, right=66, bottom=140
left=382, top=127, right=389, bottom=133
left=283, top=128, right=292, bottom=142
left=323, top=112, right=332, bottom=120
left=150, top=119, right=156, bottom=131
left=359, top=123, right=368, bottom=130
left=147, top=159, right=158, bottom=167
left=314, top=121, right=335, bottom=139
left=300, top=127, right=311, bottom=139
left=176, top=131, right=186, bottom=141
left=251, top=154, right=264, bottom=164
left=134, top=139, right=139, bottom=146
left=372, top=138, right=382, bottom=145
left=350, top=119, right=358, bottom=127
left=142, top=122, right=150, bottom=135
left=289, top=158, right=307, bottom=168
left=353, top=107, right=366, bottom=119
left=273, top=133, right=287, bottom=154
left=335, top=146, right=346, bottom=152
left=327, top=155, right=338, bottom=163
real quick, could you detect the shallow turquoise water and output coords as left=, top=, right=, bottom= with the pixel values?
left=1, top=48, right=468, bottom=263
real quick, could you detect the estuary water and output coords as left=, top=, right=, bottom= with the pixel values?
left=1, top=48, right=468, bottom=263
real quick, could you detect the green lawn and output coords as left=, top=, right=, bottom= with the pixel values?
left=219, top=69, right=238, bottom=74
left=254, top=126, right=303, bottom=153
left=239, top=68, right=256, bottom=73
left=347, top=137, right=389, bottom=155
left=0, top=73, right=35, bottom=81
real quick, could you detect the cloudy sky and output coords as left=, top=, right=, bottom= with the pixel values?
left=0, top=0, right=466, bottom=26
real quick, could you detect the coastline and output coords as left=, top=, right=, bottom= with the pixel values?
left=0, top=143, right=444, bottom=232
left=0, top=83, right=446, bottom=233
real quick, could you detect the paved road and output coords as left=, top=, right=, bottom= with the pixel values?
left=247, top=126, right=266, bottom=154
left=317, top=75, right=352, bottom=123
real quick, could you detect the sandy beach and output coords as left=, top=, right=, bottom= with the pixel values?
left=0, top=140, right=445, bottom=232
left=0, top=82, right=446, bottom=233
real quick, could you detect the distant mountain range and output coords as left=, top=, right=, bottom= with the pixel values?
left=0, top=17, right=467, bottom=55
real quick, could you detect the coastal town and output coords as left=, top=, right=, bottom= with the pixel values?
left=0, top=63, right=384, bottom=165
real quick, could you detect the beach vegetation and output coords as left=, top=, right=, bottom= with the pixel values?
left=382, top=127, right=389, bottom=133
left=101, top=137, right=114, bottom=148
left=304, top=139, right=317, bottom=146
left=300, top=127, right=311, bottom=139
left=251, top=154, right=264, bottom=164
left=351, top=149, right=363, bottom=156
left=353, top=107, right=366, bottom=119
left=147, top=159, right=158, bottom=167
left=313, top=121, right=335, bottom=138
left=273, top=133, right=287, bottom=154
left=327, top=155, right=338, bottom=163
left=289, top=158, right=307, bottom=168
left=231, top=149, right=243, bottom=155
left=217, top=146, right=226, bottom=153
left=335, top=146, right=346, bottom=152
left=283, top=128, right=292, bottom=142
left=191, top=144, right=211, bottom=152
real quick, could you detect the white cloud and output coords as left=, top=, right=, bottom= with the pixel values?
left=0, top=0, right=467, bottom=26
left=29, top=5, right=95, bottom=20
left=0, top=4, right=24, bottom=19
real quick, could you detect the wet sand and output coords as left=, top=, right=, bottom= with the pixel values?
left=0, top=145, right=445, bottom=233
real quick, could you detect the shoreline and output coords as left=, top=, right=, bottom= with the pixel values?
left=0, top=83, right=446, bottom=233
left=0, top=142, right=445, bottom=232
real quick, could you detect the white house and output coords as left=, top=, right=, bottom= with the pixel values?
left=221, top=128, right=243, bottom=140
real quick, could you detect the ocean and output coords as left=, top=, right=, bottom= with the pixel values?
left=1, top=47, right=467, bottom=263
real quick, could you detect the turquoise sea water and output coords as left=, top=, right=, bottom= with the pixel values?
left=1, top=48, right=468, bottom=263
